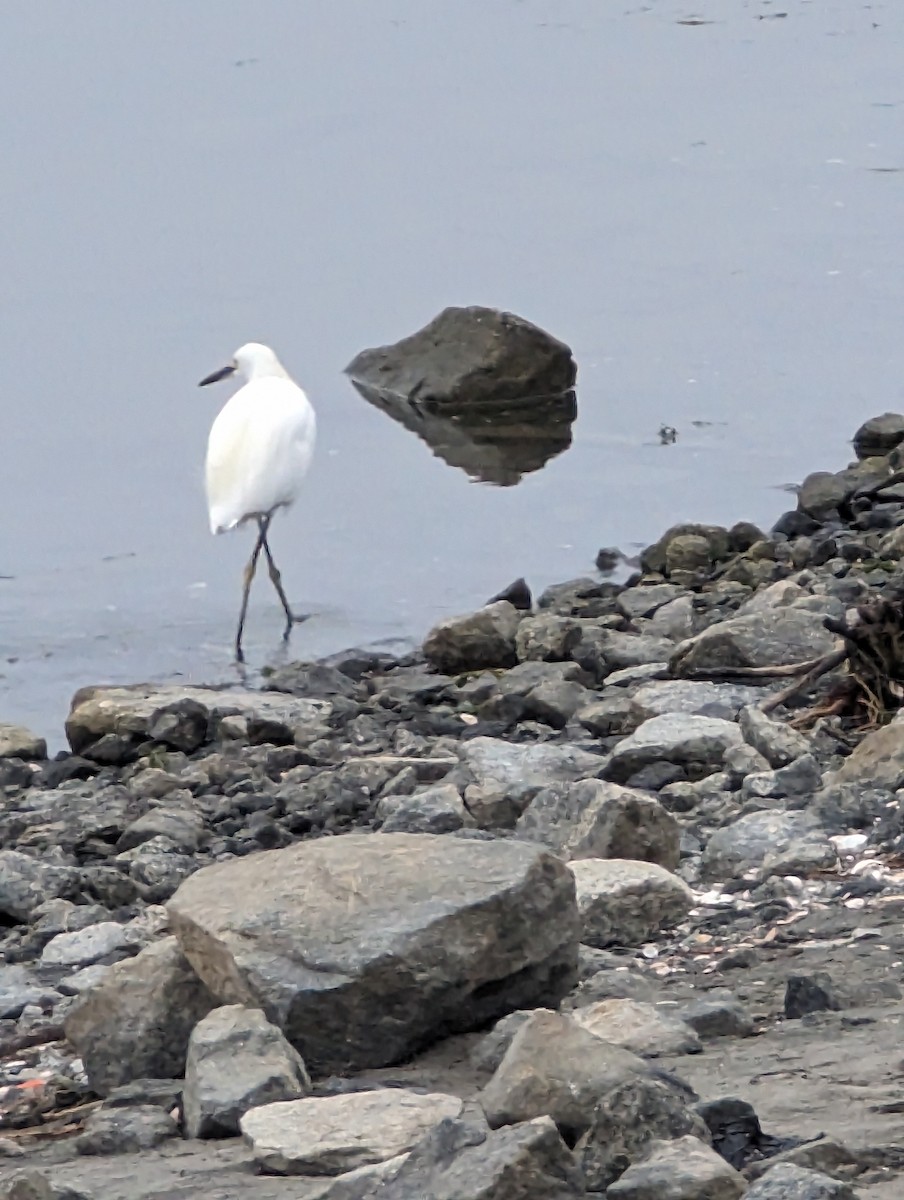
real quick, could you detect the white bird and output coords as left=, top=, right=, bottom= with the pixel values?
left=199, top=342, right=316, bottom=661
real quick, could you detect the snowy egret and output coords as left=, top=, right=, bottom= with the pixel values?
left=199, top=343, right=316, bottom=661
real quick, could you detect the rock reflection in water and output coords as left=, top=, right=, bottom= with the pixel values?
left=349, top=382, right=577, bottom=486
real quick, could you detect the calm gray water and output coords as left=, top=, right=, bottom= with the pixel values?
left=2, top=1, right=903, bottom=746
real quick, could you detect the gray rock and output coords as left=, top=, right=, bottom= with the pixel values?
left=576, top=693, right=639, bottom=737
left=469, top=1010, right=533, bottom=1075
left=422, top=601, right=521, bottom=673
left=703, top=810, right=836, bottom=881
left=239, top=1089, right=462, bottom=1175
left=117, top=806, right=205, bottom=853
left=631, top=681, right=762, bottom=723
left=377, top=784, right=469, bottom=834
left=515, top=780, right=680, bottom=869
left=0, top=966, right=55, bottom=1019
left=570, top=859, right=693, bottom=948
left=722, top=744, right=771, bottom=787
left=602, top=714, right=741, bottom=784
left=75, top=1105, right=177, bottom=1155
left=576, top=1075, right=711, bottom=1192
left=373, top=1113, right=585, bottom=1200
left=345, top=305, right=576, bottom=406
left=57, top=964, right=112, bottom=996
left=617, top=584, right=684, bottom=621
left=65, top=684, right=331, bottom=761
left=681, top=992, right=754, bottom=1039
left=670, top=609, right=837, bottom=675
left=641, top=525, right=731, bottom=575
left=645, top=594, right=696, bottom=641
left=523, top=679, right=594, bottom=728
left=0, top=853, right=78, bottom=923
left=41, top=922, right=128, bottom=968
left=515, top=614, right=582, bottom=662
left=167, top=833, right=579, bottom=1075
left=480, top=1008, right=648, bottom=1136
left=457, top=737, right=604, bottom=828
left=575, top=629, right=676, bottom=679
left=784, top=972, right=844, bottom=1019
left=0, top=724, right=46, bottom=761
left=853, top=412, right=904, bottom=459
left=797, top=471, right=850, bottom=519
left=573, top=999, right=701, bottom=1057
left=607, top=1134, right=745, bottom=1199
left=738, top=706, right=813, bottom=768
left=744, top=1163, right=856, bottom=1198
left=184, top=1004, right=311, bottom=1138
left=740, top=754, right=822, bottom=800
left=829, top=719, right=904, bottom=790
left=65, top=936, right=217, bottom=1095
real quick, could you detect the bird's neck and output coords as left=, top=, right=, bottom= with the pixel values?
left=247, top=360, right=290, bottom=382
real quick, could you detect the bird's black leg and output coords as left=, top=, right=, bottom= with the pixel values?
left=259, top=515, right=301, bottom=640
left=235, top=520, right=266, bottom=662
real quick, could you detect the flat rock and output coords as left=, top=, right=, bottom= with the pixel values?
left=167, top=833, right=579, bottom=1074
left=576, top=1074, right=711, bottom=1192
left=670, top=609, right=837, bottom=675
left=75, top=1105, right=177, bottom=1156
left=631, top=680, right=761, bottom=723
left=41, top=922, right=128, bottom=968
left=573, top=998, right=701, bottom=1057
left=703, top=810, right=836, bottom=881
left=480, top=1008, right=648, bottom=1136
left=184, top=1005, right=311, bottom=1138
left=371, top=1113, right=585, bottom=1200
left=65, top=684, right=331, bottom=760
left=515, top=780, right=680, bottom=869
left=65, top=936, right=217, bottom=1095
left=607, top=1134, right=745, bottom=1199
left=344, top=305, right=576, bottom=407
left=239, top=1089, right=462, bottom=1175
left=569, top=859, right=694, bottom=948
left=422, top=601, right=521, bottom=673
left=0, top=724, right=46, bottom=761
left=602, top=714, right=741, bottom=784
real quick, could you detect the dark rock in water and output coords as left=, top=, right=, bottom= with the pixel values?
left=640, top=523, right=731, bottom=576
left=537, top=576, right=620, bottom=618
left=487, top=577, right=533, bottom=610
left=345, top=305, right=576, bottom=407
left=773, top=509, right=821, bottom=538
left=696, top=1096, right=797, bottom=1170
left=784, top=972, right=844, bottom=1019
left=853, top=412, right=904, bottom=459
left=167, top=833, right=579, bottom=1074
left=596, top=546, right=623, bottom=573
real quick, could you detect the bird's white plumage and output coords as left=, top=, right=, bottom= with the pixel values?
left=204, top=345, right=316, bottom=535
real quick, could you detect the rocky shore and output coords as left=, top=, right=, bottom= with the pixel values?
left=3, top=414, right=904, bottom=1198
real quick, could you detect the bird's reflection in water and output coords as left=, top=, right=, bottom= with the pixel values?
left=349, top=383, right=577, bottom=486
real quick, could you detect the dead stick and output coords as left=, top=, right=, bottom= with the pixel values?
left=679, top=654, right=835, bottom=682
left=759, top=647, right=848, bottom=714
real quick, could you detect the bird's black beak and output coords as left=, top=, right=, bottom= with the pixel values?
left=198, top=363, right=236, bottom=387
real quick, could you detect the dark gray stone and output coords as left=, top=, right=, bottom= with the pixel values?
left=344, top=305, right=576, bottom=407
left=853, top=412, right=904, bottom=459
left=784, top=972, right=844, bottom=1019
left=74, top=1105, right=177, bottom=1155
left=422, top=602, right=521, bottom=673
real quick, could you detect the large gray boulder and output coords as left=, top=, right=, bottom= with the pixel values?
left=167, top=833, right=579, bottom=1074
left=344, top=306, right=576, bottom=407
left=65, top=937, right=217, bottom=1095
left=183, top=1005, right=311, bottom=1138
left=670, top=608, right=837, bottom=675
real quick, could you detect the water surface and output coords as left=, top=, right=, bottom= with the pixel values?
left=2, top=1, right=903, bottom=744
